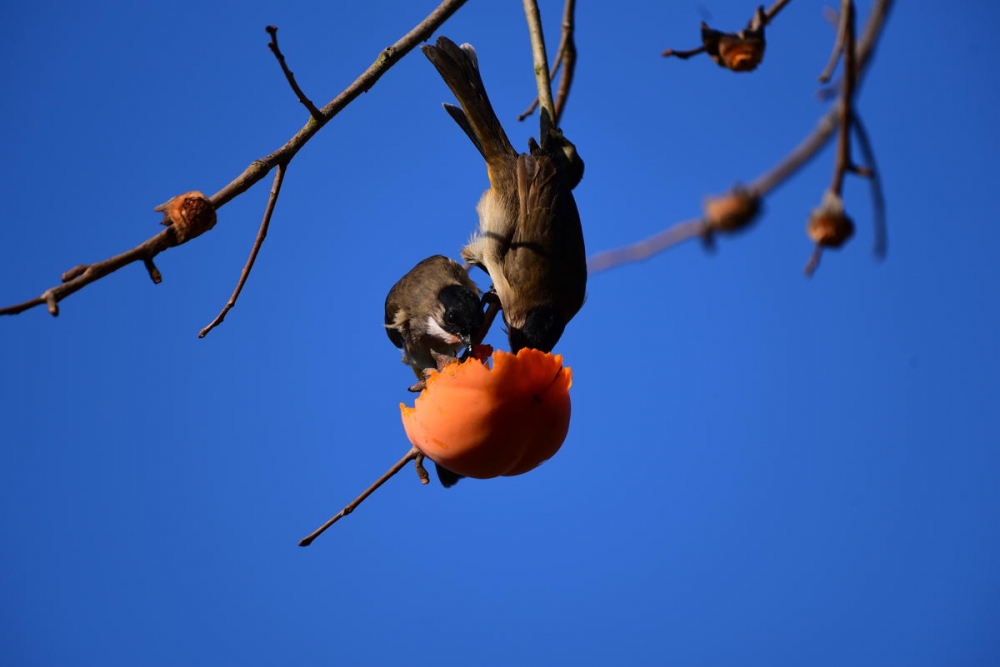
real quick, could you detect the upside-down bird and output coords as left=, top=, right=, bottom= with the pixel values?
left=422, top=37, right=587, bottom=354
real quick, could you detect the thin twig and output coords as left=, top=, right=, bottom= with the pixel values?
left=298, top=446, right=421, bottom=546
left=1, top=0, right=469, bottom=320
left=803, top=244, right=824, bottom=276
left=522, top=0, right=556, bottom=137
left=661, top=44, right=708, bottom=59
left=516, top=51, right=561, bottom=121
left=829, top=0, right=857, bottom=196
left=851, top=114, right=886, bottom=259
left=588, top=219, right=707, bottom=274
left=591, top=0, right=893, bottom=275
left=552, top=0, right=577, bottom=127
left=414, top=452, right=430, bottom=484
left=472, top=290, right=502, bottom=351
left=0, top=229, right=178, bottom=316
left=199, top=163, right=288, bottom=338
left=817, top=6, right=846, bottom=83
left=750, top=0, right=890, bottom=195
left=764, top=0, right=795, bottom=24
left=266, top=25, right=322, bottom=120
left=517, top=0, right=577, bottom=126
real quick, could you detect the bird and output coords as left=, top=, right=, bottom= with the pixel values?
left=421, top=37, right=587, bottom=354
left=384, top=254, right=484, bottom=386
left=384, top=254, right=484, bottom=488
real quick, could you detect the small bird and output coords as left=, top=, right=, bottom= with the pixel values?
left=422, top=37, right=587, bottom=354
left=385, top=254, right=483, bottom=385
left=385, top=254, right=484, bottom=488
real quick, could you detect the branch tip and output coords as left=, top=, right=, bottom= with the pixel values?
left=298, top=447, right=421, bottom=546
left=143, top=258, right=162, bottom=284
left=45, top=293, right=59, bottom=317
left=266, top=24, right=322, bottom=120
left=61, top=265, right=88, bottom=283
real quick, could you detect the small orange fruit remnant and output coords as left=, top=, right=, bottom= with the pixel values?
left=155, top=191, right=217, bottom=244
left=715, top=38, right=765, bottom=72
left=704, top=187, right=761, bottom=234
left=702, top=6, right=767, bottom=72
left=400, top=348, right=572, bottom=480
left=808, top=192, right=855, bottom=248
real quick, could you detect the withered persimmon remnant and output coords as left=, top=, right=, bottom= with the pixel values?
left=155, top=191, right=217, bottom=244
left=664, top=6, right=767, bottom=73
left=401, top=348, right=572, bottom=480
left=805, top=190, right=855, bottom=275
left=704, top=187, right=762, bottom=234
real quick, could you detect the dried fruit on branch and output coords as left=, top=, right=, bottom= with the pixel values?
left=808, top=191, right=855, bottom=248
left=704, top=187, right=762, bottom=234
left=155, top=191, right=217, bottom=244
left=703, top=6, right=767, bottom=72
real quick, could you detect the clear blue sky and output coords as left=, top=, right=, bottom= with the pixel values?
left=2, top=1, right=998, bottom=665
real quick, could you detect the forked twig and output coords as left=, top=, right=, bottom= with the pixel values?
left=199, top=162, right=288, bottom=338
left=1, top=0, right=470, bottom=321
left=522, top=0, right=557, bottom=137
left=829, top=0, right=858, bottom=198
left=591, top=0, right=893, bottom=275
left=518, top=0, right=577, bottom=126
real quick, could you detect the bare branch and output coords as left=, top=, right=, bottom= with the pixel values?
left=764, top=0, right=795, bottom=24
left=298, top=447, right=421, bottom=546
left=1, top=0, right=470, bottom=319
left=661, top=44, right=707, bottom=60
left=588, top=219, right=707, bottom=274
left=199, top=162, right=288, bottom=338
left=851, top=114, right=887, bottom=259
left=804, top=244, right=824, bottom=276
left=518, top=0, right=577, bottom=126
left=517, top=51, right=561, bottom=121
left=522, top=0, right=556, bottom=137
left=591, top=0, right=894, bottom=275
left=748, top=0, right=892, bottom=196
left=0, top=229, right=178, bottom=316
left=817, top=6, right=847, bottom=83
left=829, top=0, right=858, bottom=197
left=266, top=25, right=322, bottom=120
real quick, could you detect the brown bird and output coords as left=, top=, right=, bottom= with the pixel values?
left=384, top=254, right=483, bottom=488
left=422, top=37, right=587, bottom=354
left=384, top=254, right=483, bottom=386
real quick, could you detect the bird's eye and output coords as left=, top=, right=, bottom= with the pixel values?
left=444, top=311, right=459, bottom=326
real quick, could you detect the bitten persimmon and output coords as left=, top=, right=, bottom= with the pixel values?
left=400, top=348, right=572, bottom=480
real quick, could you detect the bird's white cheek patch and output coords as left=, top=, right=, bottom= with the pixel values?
left=425, top=316, right=460, bottom=345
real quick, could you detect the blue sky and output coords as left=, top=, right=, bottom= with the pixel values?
left=2, top=1, right=998, bottom=665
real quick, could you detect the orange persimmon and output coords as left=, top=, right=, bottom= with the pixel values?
left=400, top=348, right=572, bottom=480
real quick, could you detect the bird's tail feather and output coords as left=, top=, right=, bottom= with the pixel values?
left=422, top=37, right=516, bottom=165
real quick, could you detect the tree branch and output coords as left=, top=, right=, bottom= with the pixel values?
left=266, top=25, right=322, bottom=120
left=298, top=446, right=421, bottom=546
left=829, top=0, right=857, bottom=197
left=517, top=0, right=577, bottom=126
left=522, top=0, right=556, bottom=137
left=851, top=113, right=887, bottom=259
left=199, top=162, right=288, bottom=338
left=1, top=0, right=469, bottom=320
left=590, top=0, right=893, bottom=275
